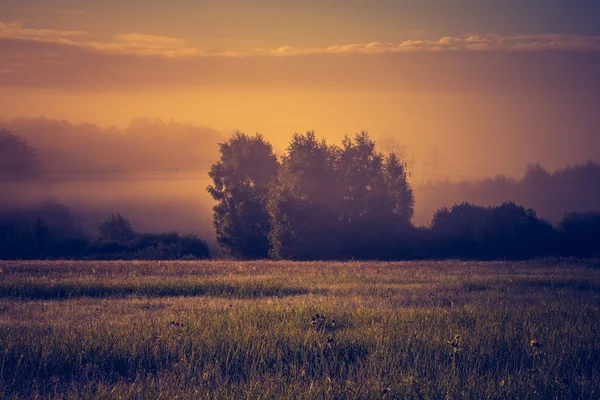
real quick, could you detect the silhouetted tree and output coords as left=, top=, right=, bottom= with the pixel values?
left=98, top=214, right=135, bottom=244
left=0, top=129, right=43, bottom=181
left=126, top=232, right=211, bottom=260
left=430, top=202, right=555, bottom=259
left=32, top=217, right=50, bottom=257
left=474, top=202, right=556, bottom=259
left=269, top=131, right=416, bottom=260
left=338, top=133, right=386, bottom=223
left=384, top=152, right=414, bottom=221
left=207, top=132, right=278, bottom=259
left=336, top=132, right=415, bottom=258
left=430, top=203, right=487, bottom=258
left=522, top=162, right=551, bottom=184
left=268, top=132, right=342, bottom=259
left=413, top=161, right=600, bottom=226
left=559, top=211, right=600, bottom=257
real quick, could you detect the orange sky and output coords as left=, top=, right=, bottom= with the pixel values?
left=1, top=1, right=599, bottom=176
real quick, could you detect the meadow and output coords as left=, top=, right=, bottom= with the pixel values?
left=0, top=260, right=599, bottom=399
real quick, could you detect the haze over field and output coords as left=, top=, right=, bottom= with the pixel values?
left=1, top=0, right=599, bottom=239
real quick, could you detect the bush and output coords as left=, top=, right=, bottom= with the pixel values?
left=0, top=207, right=212, bottom=260
left=97, top=214, right=135, bottom=244
left=429, top=202, right=556, bottom=260
left=429, top=203, right=488, bottom=258
left=559, top=212, right=600, bottom=257
left=87, top=232, right=211, bottom=260
left=473, top=202, right=557, bottom=260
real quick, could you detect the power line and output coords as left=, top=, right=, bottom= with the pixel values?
left=0, top=176, right=212, bottom=183
left=408, top=171, right=507, bottom=180
left=11, top=162, right=526, bottom=176
left=410, top=162, right=525, bottom=173
left=0, top=162, right=524, bottom=183
left=40, top=167, right=211, bottom=174
left=0, top=171, right=511, bottom=184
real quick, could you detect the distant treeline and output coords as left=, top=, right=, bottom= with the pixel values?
left=0, top=204, right=210, bottom=260
left=2, top=128, right=600, bottom=260
left=0, top=117, right=222, bottom=173
left=0, top=128, right=212, bottom=260
left=425, top=203, right=599, bottom=260
left=208, top=132, right=600, bottom=260
left=414, top=162, right=600, bottom=225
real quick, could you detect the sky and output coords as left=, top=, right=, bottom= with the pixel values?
left=1, top=0, right=599, bottom=175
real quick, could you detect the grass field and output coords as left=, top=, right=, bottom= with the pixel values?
left=0, top=260, right=599, bottom=399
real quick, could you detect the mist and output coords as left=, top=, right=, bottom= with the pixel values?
left=0, top=117, right=221, bottom=242
left=412, top=162, right=600, bottom=226
left=2, top=116, right=599, bottom=247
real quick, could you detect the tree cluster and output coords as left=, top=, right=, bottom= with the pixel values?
left=415, top=161, right=600, bottom=225
left=0, top=207, right=211, bottom=260
left=0, top=129, right=43, bottom=182
left=209, top=132, right=600, bottom=260
left=428, top=202, right=555, bottom=259
left=208, top=131, right=415, bottom=260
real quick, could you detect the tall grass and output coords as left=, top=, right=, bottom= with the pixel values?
left=0, top=277, right=309, bottom=299
left=0, top=260, right=599, bottom=399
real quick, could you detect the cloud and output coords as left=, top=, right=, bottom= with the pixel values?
left=261, top=34, right=600, bottom=55
left=2, top=33, right=599, bottom=94
left=0, top=21, right=89, bottom=46
left=0, top=22, right=199, bottom=57
left=88, top=33, right=200, bottom=57
left=1, top=20, right=600, bottom=94
left=2, top=21, right=600, bottom=59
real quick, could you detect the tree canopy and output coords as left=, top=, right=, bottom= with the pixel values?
left=209, top=130, right=415, bottom=260
left=0, top=129, right=43, bottom=181
left=207, top=132, right=278, bottom=259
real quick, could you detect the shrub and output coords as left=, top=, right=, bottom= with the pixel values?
left=559, top=212, right=600, bottom=257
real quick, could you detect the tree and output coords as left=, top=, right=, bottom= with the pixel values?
left=430, top=202, right=555, bottom=259
left=430, top=203, right=488, bottom=258
left=384, top=152, right=414, bottom=221
left=0, top=129, right=43, bottom=181
left=522, top=162, right=550, bottom=184
left=98, top=214, right=135, bottom=244
left=338, top=132, right=386, bottom=224
left=559, top=211, right=600, bottom=257
left=207, top=132, right=278, bottom=259
left=269, top=131, right=416, bottom=260
left=336, top=133, right=415, bottom=259
left=32, top=217, right=50, bottom=257
left=474, top=202, right=555, bottom=260
left=268, top=132, right=343, bottom=260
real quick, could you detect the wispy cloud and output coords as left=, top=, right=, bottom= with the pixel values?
left=88, top=33, right=200, bottom=57
left=2, top=21, right=600, bottom=58
left=0, top=21, right=89, bottom=45
left=258, top=34, right=600, bottom=55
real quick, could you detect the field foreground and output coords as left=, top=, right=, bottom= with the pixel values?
left=0, top=260, right=599, bottom=399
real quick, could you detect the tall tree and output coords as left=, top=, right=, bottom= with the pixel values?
left=268, top=132, right=342, bottom=260
left=207, top=132, right=278, bottom=259
left=269, top=131, right=416, bottom=260
left=337, top=132, right=415, bottom=258
left=0, top=129, right=43, bottom=181
left=98, top=214, right=135, bottom=244
left=32, top=217, right=50, bottom=257
left=384, top=152, right=414, bottom=221
left=338, top=132, right=387, bottom=224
